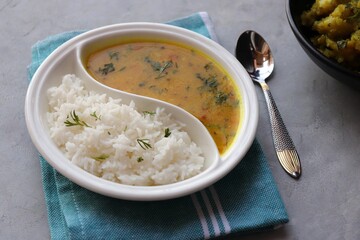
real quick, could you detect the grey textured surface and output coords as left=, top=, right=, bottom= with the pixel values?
left=1, top=0, right=360, bottom=239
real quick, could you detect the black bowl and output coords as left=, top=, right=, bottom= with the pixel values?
left=286, top=0, right=360, bottom=89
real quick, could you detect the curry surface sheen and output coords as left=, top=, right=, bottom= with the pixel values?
left=86, top=42, right=241, bottom=154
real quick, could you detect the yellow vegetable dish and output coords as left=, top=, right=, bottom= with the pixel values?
left=301, top=0, right=360, bottom=72
left=86, top=41, right=242, bottom=154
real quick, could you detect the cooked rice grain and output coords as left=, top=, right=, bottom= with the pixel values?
left=47, top=74, right=205, bottom=186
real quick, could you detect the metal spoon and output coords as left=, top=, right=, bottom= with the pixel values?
left=235, top=30, right=301, bottom=179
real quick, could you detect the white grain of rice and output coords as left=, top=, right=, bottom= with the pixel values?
left=46, top=74, right=205, bottom=186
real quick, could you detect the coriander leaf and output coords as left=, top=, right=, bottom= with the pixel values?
left=90, top=111, right=101, bottom=121
left=215, top=92, right=229, bottom=104
left=143, top=111, right=156, bottom=116
left=144, top=57, right=173, bottom=79
left=137, top=139, right=152, bottom=150
left=92, top=154, right=110, bottom=162
left=64, top=110, right=90, bottom=127
left=98, top=63, right=115, bottom=75
left=164, top=128, right=171, bottom=137
left=337, top=40, right=347, bottom=49
left=108, top=51, right=119, bottom=61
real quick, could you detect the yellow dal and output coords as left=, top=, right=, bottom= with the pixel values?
left=86, top=42, right=241, bottom=154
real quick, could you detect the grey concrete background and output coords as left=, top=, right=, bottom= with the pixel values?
left=1, top=0, right=360, bottom=239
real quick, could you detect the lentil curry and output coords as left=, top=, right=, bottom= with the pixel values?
left=86, top=41, right=241, bottom=154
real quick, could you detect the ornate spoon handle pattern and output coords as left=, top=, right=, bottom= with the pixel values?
left=261, top=82, right=301, bottom=179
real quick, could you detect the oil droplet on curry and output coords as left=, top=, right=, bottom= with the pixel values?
left=86, top=42, right=241, bottom=154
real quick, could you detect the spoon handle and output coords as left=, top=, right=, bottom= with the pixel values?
left=260, top=82, right=301, bottom=179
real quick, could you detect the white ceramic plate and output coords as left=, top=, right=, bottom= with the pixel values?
left=25, top=23, right=259, bottom=201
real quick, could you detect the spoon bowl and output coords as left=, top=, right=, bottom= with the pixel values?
left=236, top=30, right=274, bottom=81
left=236, top=30, right=301, bottom=179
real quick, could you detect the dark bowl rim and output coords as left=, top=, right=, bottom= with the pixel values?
left=285, top=0, right=360, bottom=79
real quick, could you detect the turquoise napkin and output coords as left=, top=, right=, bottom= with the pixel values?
left=27, top=12, right=288, bottom=240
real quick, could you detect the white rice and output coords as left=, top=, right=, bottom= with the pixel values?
left=47, top=74, right=205, bottom=186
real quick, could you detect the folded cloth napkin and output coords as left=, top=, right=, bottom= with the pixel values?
left=27, top=12, right=288, bottom=240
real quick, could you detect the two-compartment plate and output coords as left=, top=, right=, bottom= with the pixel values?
left=25, top=23, right=259, bottom=201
